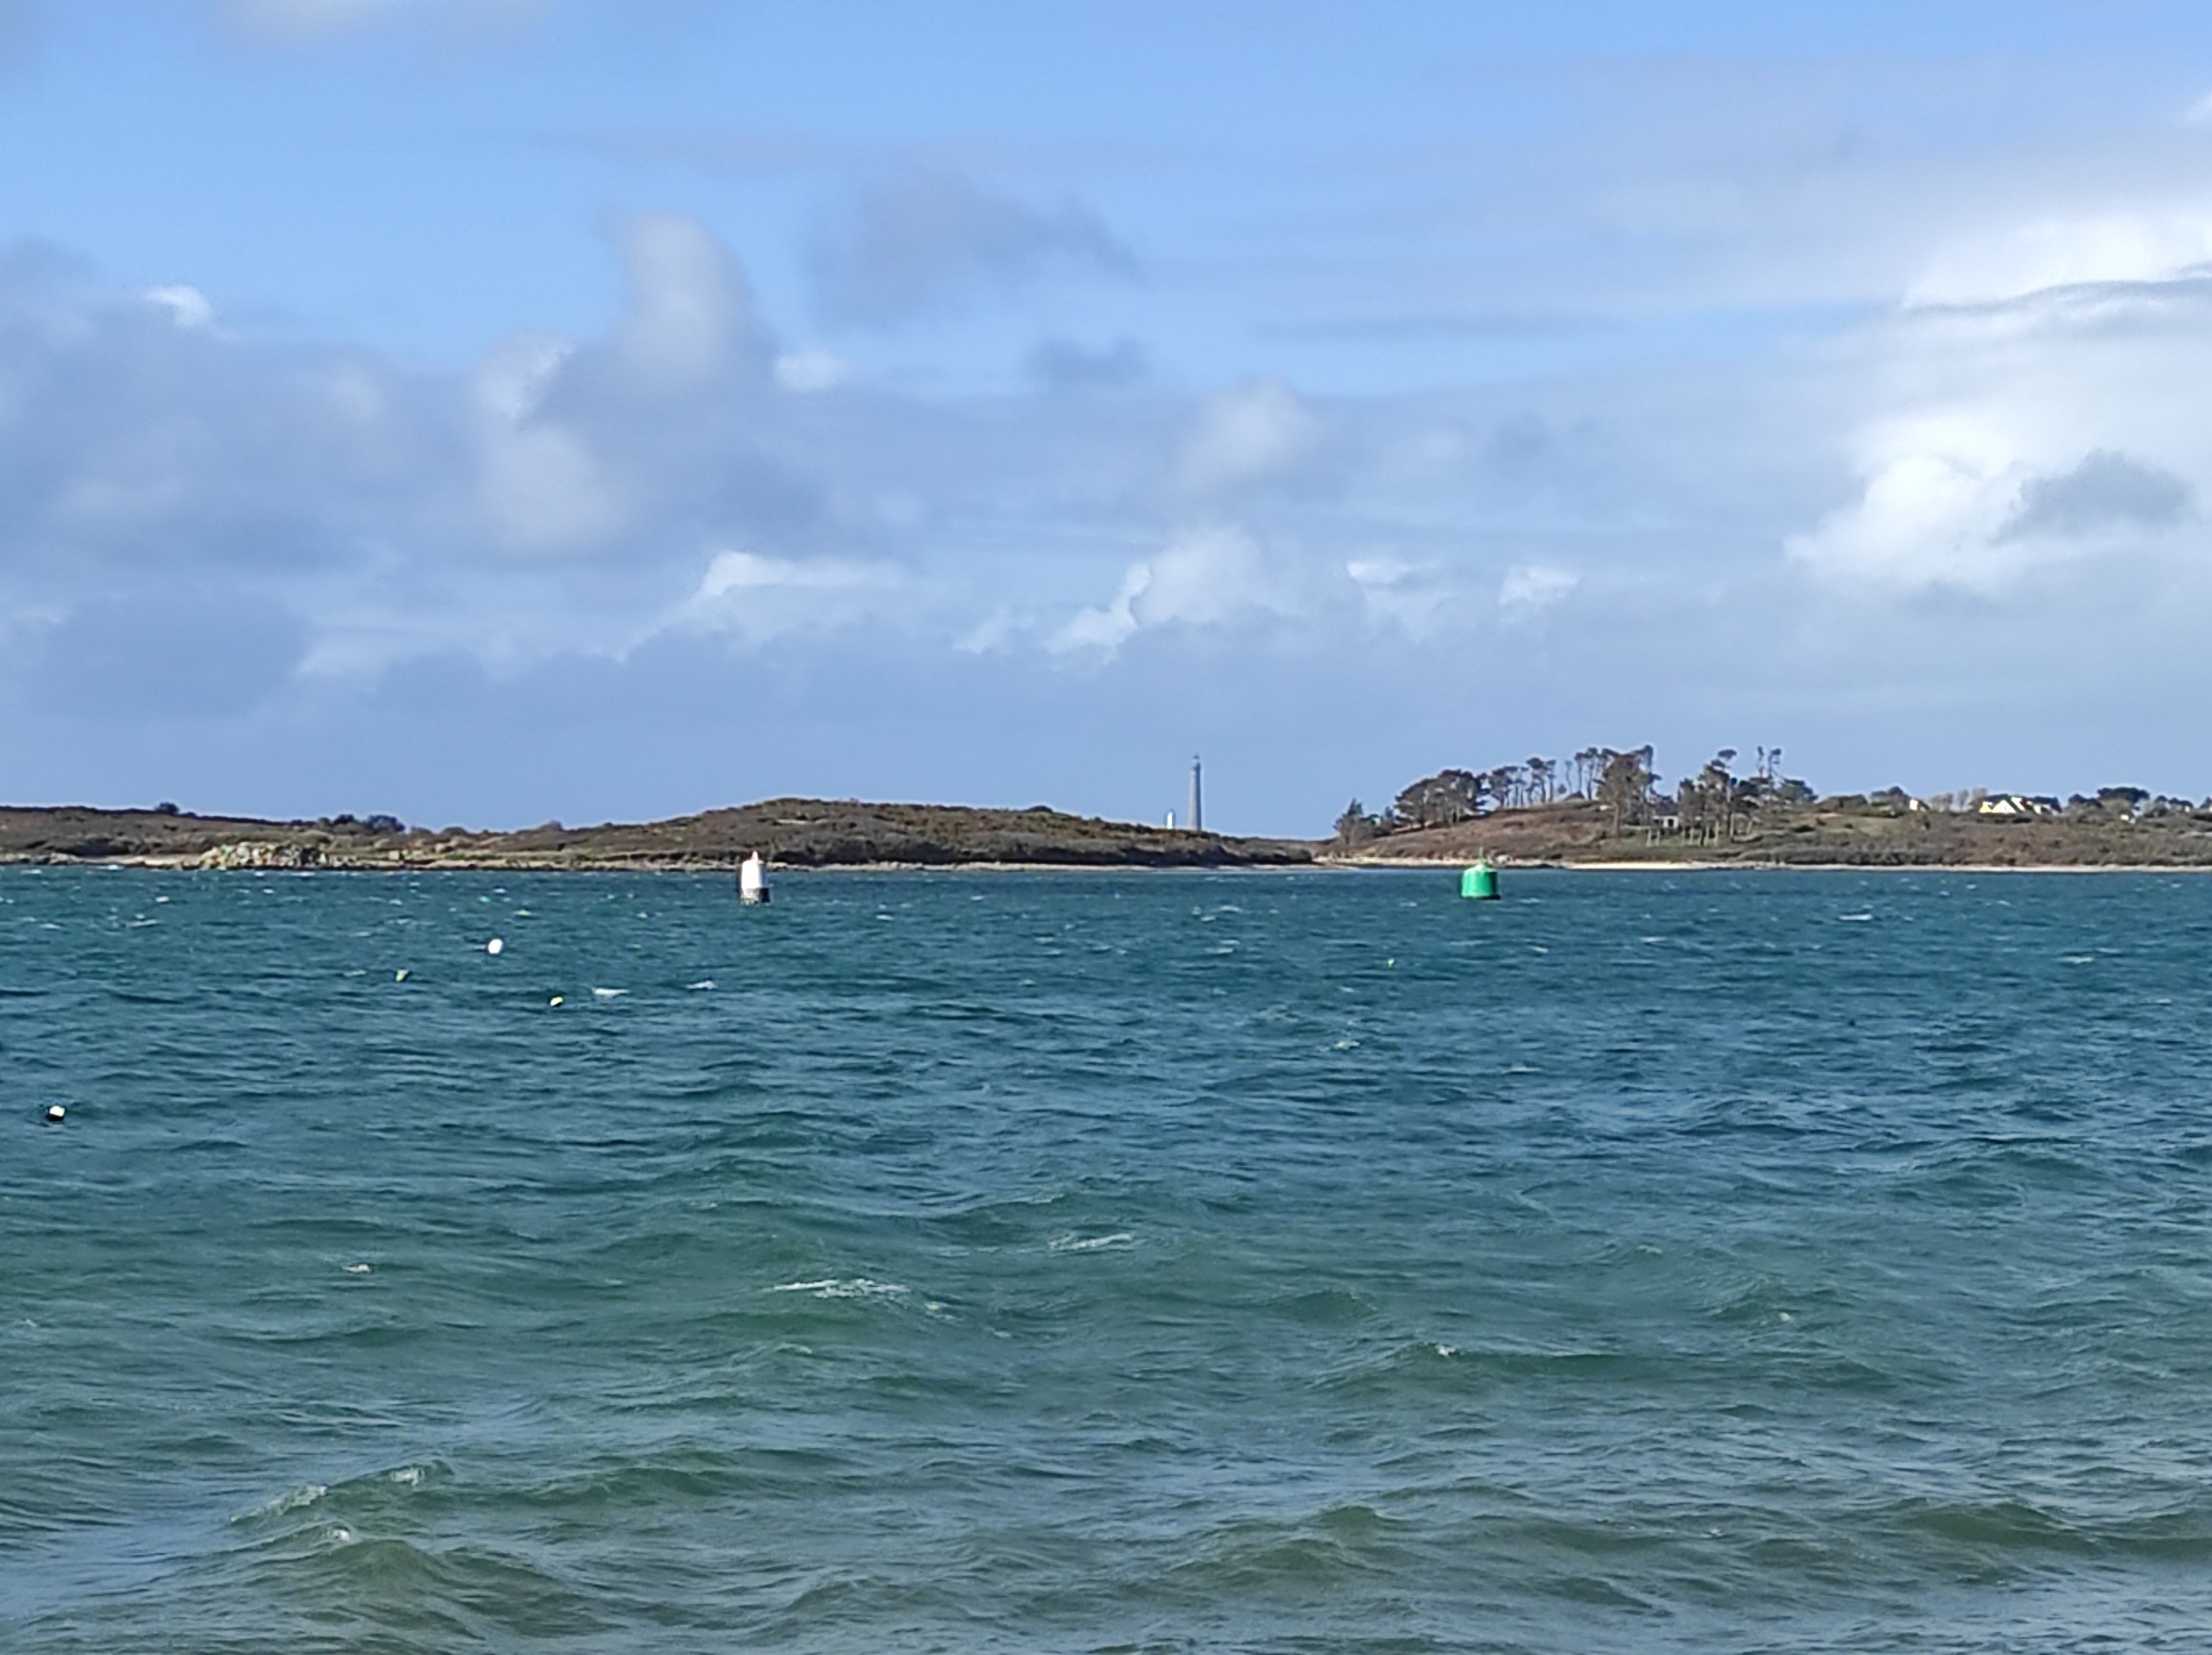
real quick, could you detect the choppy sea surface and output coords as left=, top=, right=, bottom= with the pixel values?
left=6, top=867, right=2212, bottom=1652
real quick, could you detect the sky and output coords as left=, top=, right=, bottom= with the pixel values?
left=8, top=1, right=2212, bottom=833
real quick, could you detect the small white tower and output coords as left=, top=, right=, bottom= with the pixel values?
left=739, top=850, right=771, bottom=905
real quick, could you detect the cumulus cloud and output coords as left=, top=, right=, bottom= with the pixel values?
left=1049, top=527, right=1291, bottom=657
left=1788, top=276, right=2212, bottom=593
left=1498, top=562, right=1580, bottom=621
left=610, top=211, right=771, bottom=388
left=0, top=214, right=897, bottom=713
left=1347, top=556, right=1454, bottom=637
left=1997, top=449, right=2190, bottom=541
left=678, top=548, right=904, bottom=646
left=808, top=170, right=1136, bottom=328
left=1177, top=377, right=1321, bottom=498
left=143, top=284, right=216, bottom=331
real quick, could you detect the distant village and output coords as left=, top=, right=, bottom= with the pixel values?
left=1339, top=746, right=2195, bottom=845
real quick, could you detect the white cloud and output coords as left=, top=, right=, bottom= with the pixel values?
left=1178, top=378, right=1319, bottom=498
left=471, top=333, right=617, bottom=553
left=143, top=284, right=215, bottom=330
left=1498, top=563, right=1580, bottom=619
left=1049, top=563, right=1148, bottom=656
left=473, top=331, right=570, bottom=424
left=954, top=605, right=1026, bottom=654
left=773, top=350, right=850, bottom=394
left=1787, top=280, right=2211, bottom=592
left=1049, top=526, right=1291, bottom=657
left=1907, top=207, right=2212, bottom=308
left=678, top=549, right=905, bottom=645
left=479, top=422, right=618, bottom=555
left=1346, top=556, right=1453, bottom=636
left=613, top=211, right=768, bottom=387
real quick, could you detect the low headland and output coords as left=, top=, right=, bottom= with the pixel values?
left=0, top=799, right=1315, bottom=871
left=1338, top=746, right=2212, bottom=869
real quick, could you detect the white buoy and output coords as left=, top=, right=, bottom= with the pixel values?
left=44, top=1104, right=65, bottom=1125
left=738, top=851, right=771, bottom=906
left=486, top=937, right=504, bottom=955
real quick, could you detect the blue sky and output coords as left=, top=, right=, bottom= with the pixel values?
left=8, top=1, right=2212, bottom=832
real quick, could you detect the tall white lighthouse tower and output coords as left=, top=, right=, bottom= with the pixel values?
left=1188, top=755, right=1203, bottom=834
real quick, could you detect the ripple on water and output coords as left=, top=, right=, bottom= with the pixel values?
left=10, top=868, right=2212, bottom=1650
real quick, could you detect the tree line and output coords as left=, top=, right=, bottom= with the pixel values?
left=1338, top=745, right=1813, bottom=844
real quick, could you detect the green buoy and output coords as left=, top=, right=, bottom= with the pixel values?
left=1460, top=858, right=1499, bottom=901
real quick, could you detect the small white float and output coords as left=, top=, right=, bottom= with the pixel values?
left=738, top=851, right=771, bottom=906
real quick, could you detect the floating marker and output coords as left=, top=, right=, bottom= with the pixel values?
left=486, top=937, right=504, bottom=955
left=738, top=851, right=771, bottom=906
left=44, top=1104, right=66, bottom=1125
left=395, top=969, right=409, bottom=982
left=1460, top=858, right=1500, bottom=901
left=549, top=994, right=563, bottom=1008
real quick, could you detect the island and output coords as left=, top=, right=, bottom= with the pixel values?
left=0, top=799, right=1315, bottom=870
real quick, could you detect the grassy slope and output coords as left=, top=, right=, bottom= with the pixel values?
left=1349, top=798, right=2212, bottom=867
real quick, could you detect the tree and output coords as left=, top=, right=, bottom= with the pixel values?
left=1596, top=746, right=1655, bottom=836
left=1390, top=769, right=1485, bottom=830
left=1699, top=750, right=1738, bottom=840
left=1334, top=799, right=1382, bottom=844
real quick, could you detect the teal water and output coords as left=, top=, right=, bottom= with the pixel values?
left=5, top=867, right=2212, bottom=1652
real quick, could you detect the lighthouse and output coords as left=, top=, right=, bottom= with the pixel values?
left=1188, top=755, right=1203, bottom=834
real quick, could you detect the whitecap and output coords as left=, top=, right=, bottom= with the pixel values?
left=686, top=980, right=716, bottom=991
left=591, top=987, right=626, bottom=999
left=389, top=1466, right=424, bottom=1486
left=243, top=1483, right=326, bottom=1520
left=1049, top=1232, right=1134, bottom=1253
left=341, top=1262, right=371, bottom=1275
left=1836, top=912, right=1874, bottom=922
left=770, top=1277, right=909, bottom=1300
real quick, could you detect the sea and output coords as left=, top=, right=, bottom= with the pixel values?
left=5, top=866, right=2212, bottom=1653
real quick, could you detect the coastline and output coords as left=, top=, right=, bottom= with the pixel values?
left=14, top=852, right=2212, bottom=875
left=11, top=795, right=2212, bottom=874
